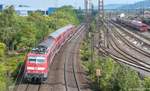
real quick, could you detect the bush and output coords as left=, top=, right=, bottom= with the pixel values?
left=0, top=64, right=7, bottom=91
left=0, top=43, right=6, bottom=57
left=82, top=57, right=143, bottom=91
left=143, top=77, right=150, bottom=91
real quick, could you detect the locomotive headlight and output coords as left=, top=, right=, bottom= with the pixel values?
left=37, top=67, right=46, bottom=70
left=27, top=67, right=34, bottom=70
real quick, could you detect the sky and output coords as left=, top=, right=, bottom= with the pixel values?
left=0, top=0, right=145, bottom=9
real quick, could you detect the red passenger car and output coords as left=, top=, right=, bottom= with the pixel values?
left=24, top=24, right=75, bottom=82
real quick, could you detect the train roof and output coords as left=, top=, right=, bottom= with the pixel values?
left=31, top=38, right=54, bottom=54
left=30, top=24, right=74, bottom=54
left=38, top=38, right=54, bottom=48
left=49, top=24, right=74, bottom=39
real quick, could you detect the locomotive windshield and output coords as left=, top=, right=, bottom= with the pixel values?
left=28, top=57, right=36, bottom=62
left=28, top=57, right=45, bottom=63
left=36, top=57, right=45, bottom=63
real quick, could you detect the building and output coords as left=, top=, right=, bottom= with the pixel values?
left=0, top=4, right=55, bottom=16
left=144, top=11, right=150, bottom=18
left=0, top=4, right=3, bottom=11
left=48, top=7, right=56, bottom=15
left=14, top=5, right=47, bottom=16
left=15, top=5, right=39, bottom=16
left=15, top=6, right=36, bottom=16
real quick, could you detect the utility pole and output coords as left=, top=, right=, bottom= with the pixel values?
left=85, top=0, right=94, bottom=62
left=98, top=0, right=105, bottom=51
left=98, top=0, right=104, bottom=18
left=85, top=0, right=92, bottom=23
left=85, top=0, right=88, bottom=21
left=88, top=0, right=92, bottom=16
left=98, top=0, right=104, bottom=29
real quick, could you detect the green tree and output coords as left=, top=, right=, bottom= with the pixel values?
left=0, top=6, right=19, bottom=50
left=48, top=6, right=79, bottom=29
left=27, top=12, right=49, bottom=41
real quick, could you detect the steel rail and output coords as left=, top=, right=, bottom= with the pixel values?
left=64, top=24, right=86, bottom=91
left=98, top=21, right=150, bottom=73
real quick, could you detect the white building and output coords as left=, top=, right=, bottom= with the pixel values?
left=144, top=11, right=150, bottom=18
left=1, top=4, right=48, bottom=16
left=15, top=5, right=47, bottom=16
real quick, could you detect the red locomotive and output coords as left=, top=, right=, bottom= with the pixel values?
left=24, top=24, right=75, bottom=82
left=116, top=18, right=149, bottom=32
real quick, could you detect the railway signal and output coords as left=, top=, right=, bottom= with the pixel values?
left=96, top=69, right=101, bottom=77
left=96, top=68, right=101, bottom=89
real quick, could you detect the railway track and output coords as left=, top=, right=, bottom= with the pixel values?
left=12, top=24, right=89, bottom=91
left=108, top=22, right=150, bottom=64
left=109, top=31, right=150, bottom=72
left=111, top=23, right=150, bottom=55
left=64, top=24, right=86, bottom=91
left=113, top=20, right=150, bottom=41
left=98, top=20, right=150, bottom=76
left=111, top=21, right=150, bottom=46
left=111, top=24, right=150, bottom=57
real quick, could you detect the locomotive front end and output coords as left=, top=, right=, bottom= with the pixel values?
left=24, top=53, right=48, bottom=82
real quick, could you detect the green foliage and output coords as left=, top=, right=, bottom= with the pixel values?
left=143, top=77, right=150, bottom=91
left=0, top=6, right=79, bottom=50
left=0, top=64, right=7, bottom=91
left=15, top=17, right=37, bottom=49
left=80, top=40, right=91, bottom=61
left=82, top=58, right=117, bottom=91
left=82, top=57, right=143, bottom=91
left=27, top=12, right=49, bottom=40
left=0, top=5, right=80, bottom=51
left=111, top=65, right=142, bottom=91
left=98, top=58, right=116, bottom=91
left=0, top=6, right=19, bottom=50
left=0, top=43, right=6, bottom=57
left=48, top=6, right=79, bottom=29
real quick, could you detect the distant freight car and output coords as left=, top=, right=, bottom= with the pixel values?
left=24, top=24, right=76, bottom=82
left=116, top=18, right=148, bottom=32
